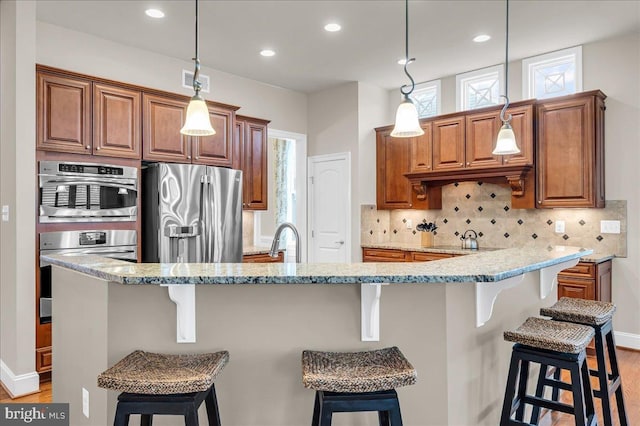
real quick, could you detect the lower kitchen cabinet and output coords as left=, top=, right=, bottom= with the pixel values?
left=557, top=260, right=611, bottom=302
left=36, top=346, right=52, bottom=374
left=243, top=252, right=284, bottom=263
left=362, top=247, right=456, bottom=262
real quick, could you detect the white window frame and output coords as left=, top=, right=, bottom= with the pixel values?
left=408, top=79, right=441, bottom=118
left=455, top=64, right=504, bottom=111
left=521, top=46, right=582, bottom=100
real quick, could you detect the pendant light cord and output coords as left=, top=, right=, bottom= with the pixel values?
left=400, top=0, right=416, bottom=97
left=192, top=0, right=202, bottom=96
left=499, top=0, right=512, bottom=123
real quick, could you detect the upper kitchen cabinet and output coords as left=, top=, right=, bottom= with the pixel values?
left=142, top=93, right=191, bottom=162
left=37, top=66, right=142, bottom=159
left=37, top=71, right=92, bottom=155
left=93, top=83, right=141, bottom=159
left=192, top=105, right=235, bottom=167
left=237, top=115, right=269, bottom=210
left=536, top=90, right=606, bottom=208
left=375, top=124, right=440, bottom=210
left=432, top=116, right=465, bottom=171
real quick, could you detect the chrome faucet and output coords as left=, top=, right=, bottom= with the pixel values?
left=270, top=222, right=301, bottom=263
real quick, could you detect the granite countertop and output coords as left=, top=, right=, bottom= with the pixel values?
left=362, top=242, right=502, bottom=255
left=41, top=246, right=591, bottom=285
left=362, top=242, right=613, bottom=262
left=243, top=246, right=272, bottom=256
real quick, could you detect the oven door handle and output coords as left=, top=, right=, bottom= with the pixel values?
left=40, top=248, right=137, bottom=266
left=70, top=248, right=136, bottom=257
left=40, top=205, right=137, bottom=218
left=40, top=178, right=137, bottom=191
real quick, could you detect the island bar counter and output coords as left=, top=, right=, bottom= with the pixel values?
left=44, top=246, right=590, bottom=426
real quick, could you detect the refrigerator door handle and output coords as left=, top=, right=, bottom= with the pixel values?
left=199, top=179, right=208, bottom=263
left=207, top=178, right=215, bottom=263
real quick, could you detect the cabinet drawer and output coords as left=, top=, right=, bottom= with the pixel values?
left=557, top=277, right=595, bottom=300
left=36, top=346, right=52, bottom=373
left=242, top=252, right=284, bottom=263
left=410, top=252, right=454, bottom=262
left=558, top=262, right=595, bottom=279
left=362, top=248, right=407, bottom=262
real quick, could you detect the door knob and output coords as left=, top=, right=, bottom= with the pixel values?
left=335, top=240, right=345, bottom=245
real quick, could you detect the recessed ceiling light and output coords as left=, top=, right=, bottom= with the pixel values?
left=145, top=8, right=165, bottom=19
left=324, top=23, right=341, bottom=32
left=260, top=49, right=276, bottom=57
left=473, top=34, right=491, bottom=43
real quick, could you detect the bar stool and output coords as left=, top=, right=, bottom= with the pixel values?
left=302, top=346, right=417, bottom=426
left=539, top=297, right=628, bottom=426
left=98, top=350, right=228, bottom=426
left=500, top=317, right=597, bottom=426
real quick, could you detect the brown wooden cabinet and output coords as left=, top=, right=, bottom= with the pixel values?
left=93, top=83, right=141, bottom=158
left=236, top=115, right=269, bottom=210
left=465, top=110, right=502, bottom=169
left=536, top=91, right=606, bottom=208
left=557, top=260, right=611, bottom=303
left=362, top=247, right=457, bottom=262
left=142, top=94, right=191, bottom=162
left=432, top=116, right=465, bottom=171
left=37, top=72, right=92, bottom=154
left=192, top=105, right=235, bottom=167
left=242, top=252, right=284, bottom=263
left=409, top=122, right=433, bottom=173
left=376, top=129, right=413, bottom=209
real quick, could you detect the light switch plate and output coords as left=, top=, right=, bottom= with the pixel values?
left=555, top=220, right=565, bottom=233
left=82, top=387, right=89, bottom=418
left=405, top=219, right=412, bottom=229
left=600, top=220, right=621, bottom=234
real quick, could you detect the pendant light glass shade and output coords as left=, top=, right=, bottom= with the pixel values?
left=492, top=122, right=519, bottom=155
left=492, top=0, right=520, bottom=155
left=181, top=94, right=215, bottom=136
left=391, top=96, right=424, bottom=137
left=180, top=0, right=215, bottom=136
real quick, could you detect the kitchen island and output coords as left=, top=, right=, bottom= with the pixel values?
left=43, top=246, right=590, bottom=426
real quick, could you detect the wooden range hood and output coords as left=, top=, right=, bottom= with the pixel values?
left=404, top=164, right=535, bottom=209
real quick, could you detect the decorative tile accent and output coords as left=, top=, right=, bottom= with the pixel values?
left=412, top=230, right=417, bottom=235
left=562, top=234, right=569, bottom=240
left=579, top=219, right=586, bottom=226
left=454, top=182, right=459, bottom=187
left=504, top=206, right=510, bottom=212
left=477, top=181, right=483, bottom=186
left=369, top=230, right=373, bottom=235
left=478, top=206, right=483, bottom=212
left=454, top=207, right=459, bottom=212
left=491, top=219, right=496, bottom=225
left=402, top=218, right=407, bottom=223
left=547, top=220, right=553, bottom=226
left=504, top=233, right=510, bottom=238
left=532, top=233, right=538, bottom=239
left=465, top=194, right=471, bottom=199
left=465, top=219, right=471, bottom=224
left=454, top=231, right=460, bottom=236
left=393, top=229, right=398, bottom=234
left=443, top=218, right=448, bottom=224
left=478, top=232, right=484, bottom=237
left=517, top=219, right=524, bottom=225
left=490, top=193, right=496, bottom=198
left=596, top=235, right=603, bottom=241
left=377, top=219, right=380, bottom=223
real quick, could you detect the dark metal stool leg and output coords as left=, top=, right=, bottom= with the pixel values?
left=140, top=414, right=153, bottom=426
left=570, top=360, right=588, bottom=426
left=606, top=329, right=628, bottom=426
left=114, top=404, right=130, bottom=426
left=581, top=357, right=596, bottom=425
left=500, top=350, right=521, bottom=425
left=312, top=392, right=321, bottom=426
left=594, top=326, right=614, bottom=426
left=530, top=364, right=549, bottom=424
left=388, top=398, right=403, bottom=426
left=378, top=410, right=390, bottom=426
left=204, top=385, right=222, bottom=426
left=319, top=401, right=332, bottom=426
left=184, top=406, right=198, bottom=426
left=551, top=366, right=561, bottom=402
left=515, top=359, right=530, bottom=421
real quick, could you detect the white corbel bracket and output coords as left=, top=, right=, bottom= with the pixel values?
left=161, top=284, right=196, bottom=343
left=361, top=283, right=388, bottom=341
left=475, top=275, right=525, bottom=327
left=539, top=258, right=580, bottom=299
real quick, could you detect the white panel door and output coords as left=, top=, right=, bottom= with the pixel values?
left=308, top=153, right=350, bottom=263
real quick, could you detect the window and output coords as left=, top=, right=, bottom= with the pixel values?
left=409, top=80, right=441, bottom=118
left=522, top=46, right=582, bottom=100
left=456, top=65, right=504, bottom=111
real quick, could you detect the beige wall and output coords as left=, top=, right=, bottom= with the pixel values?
left=0, top=0, right=37, bottom=385
left=36, top=22, right=308, bottom=135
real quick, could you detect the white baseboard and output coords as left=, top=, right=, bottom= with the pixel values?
left=614, top=331, right=640, bottom=350
left=0, top=359, right=39, bottom=398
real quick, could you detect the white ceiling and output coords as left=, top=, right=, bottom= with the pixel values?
left=36, top=1, right=640, bottom=93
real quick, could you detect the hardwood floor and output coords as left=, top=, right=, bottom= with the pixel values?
left=0, top=349, right=638, bottom=426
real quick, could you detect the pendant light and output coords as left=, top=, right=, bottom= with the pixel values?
left=180, top=0, right=215, bottom=136
left=492, top=0, right=519, bottom=155
left=390, top=0, right=424, bottom=138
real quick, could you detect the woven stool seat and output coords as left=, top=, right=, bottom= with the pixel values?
left=541, top=297, right=616, bottom=326
left=504, top=317, right=595, bottom=354
left=98, top=350, right=229, bottom=395
left=302, top=346, right=417, bottom=393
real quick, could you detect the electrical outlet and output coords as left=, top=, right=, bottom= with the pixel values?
left=405, top=219, right=412, bottom=229
left=600, top=220, right=621, bottom=234
left=1, top=205, right=8, bottom=222
left=82, top=387, right=90, bottom=418
left=555, top=220, right=565, bottom=233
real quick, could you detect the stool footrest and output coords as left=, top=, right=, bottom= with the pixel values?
left=522, top=395, right=575, bottom=415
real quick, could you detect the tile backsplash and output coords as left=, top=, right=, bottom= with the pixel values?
left=243, top=211, right=255, bottom=247
left=361, top=181, right=627, bottom=257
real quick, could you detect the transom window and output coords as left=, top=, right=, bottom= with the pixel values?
left=522, top=46, right=582, bottom=100
left=409, top=80, right=441, bottom=118
left=456, top=65, right=504, bottom=111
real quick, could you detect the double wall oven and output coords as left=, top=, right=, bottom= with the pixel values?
left=37, top=161, right=139, bottom=325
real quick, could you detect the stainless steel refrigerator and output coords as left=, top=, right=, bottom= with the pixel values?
left=142, top=163, right=243, bottom=263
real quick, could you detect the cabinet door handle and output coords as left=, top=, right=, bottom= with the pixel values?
left=195, top=156, right=199, bottom=160
left=504, top=159, right=509, bottom=163
left=85, top=145, right=91, bottom=150
left=187, top=155, right=191, bottom=160
left=96, top=147, right=101, bottom=151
